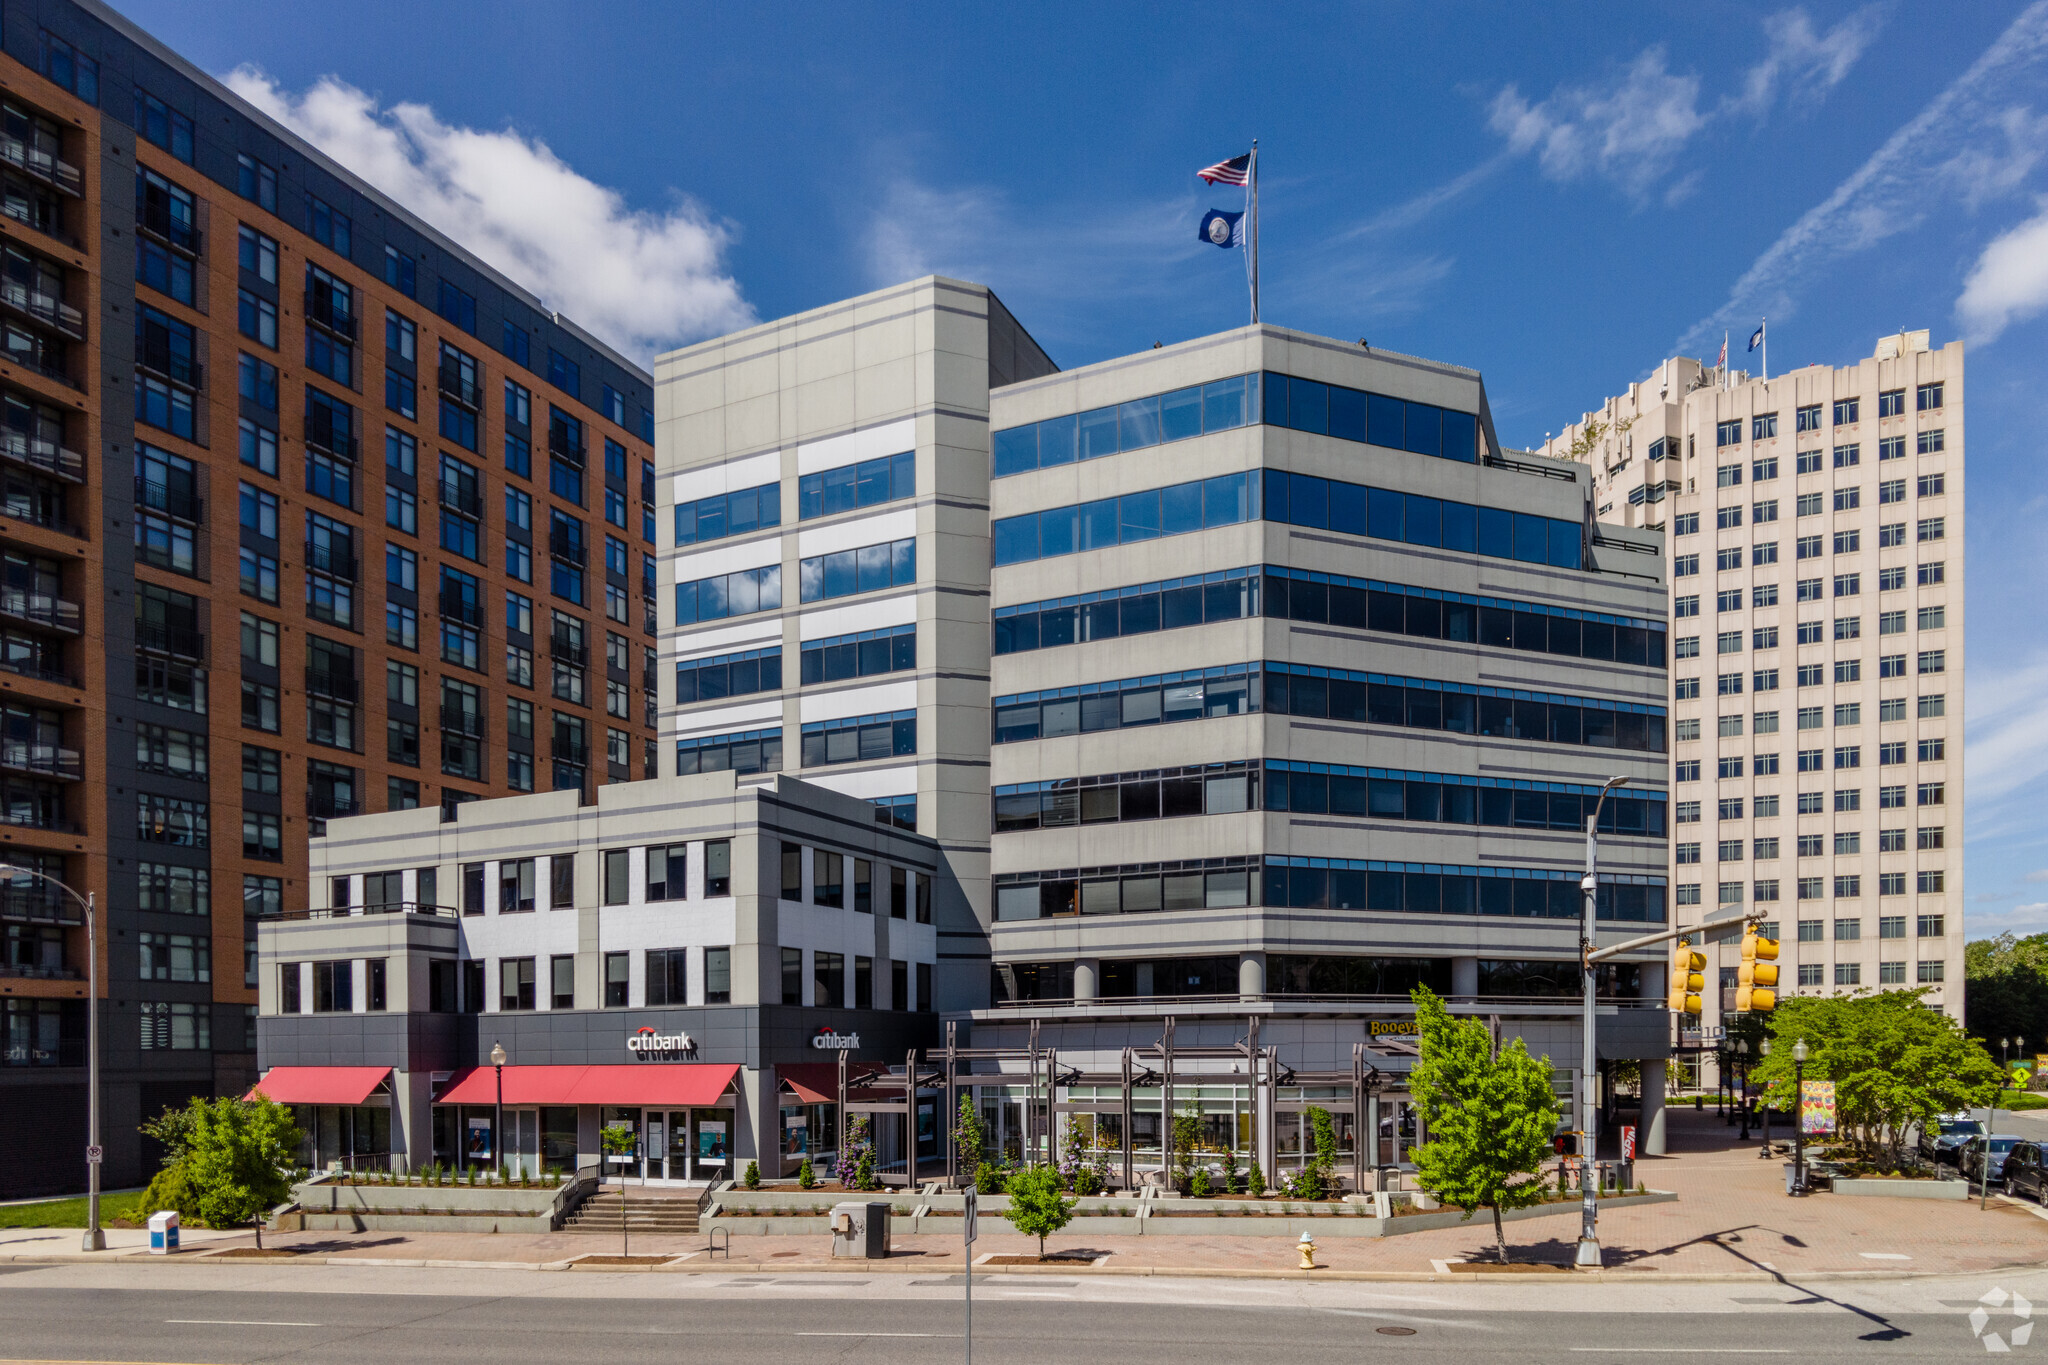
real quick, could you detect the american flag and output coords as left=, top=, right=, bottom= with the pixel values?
left=1198, top=152, right=1251, bottom=186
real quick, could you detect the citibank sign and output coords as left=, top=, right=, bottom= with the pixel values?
left=628, top=1026, right=696, bottom=1057
left=811, top=1027, right=860, bottom=1051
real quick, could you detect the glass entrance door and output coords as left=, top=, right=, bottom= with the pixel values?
left=507, top=1109, right=539, bottom=1178
left=666, top=1110, right=693, bottom=1182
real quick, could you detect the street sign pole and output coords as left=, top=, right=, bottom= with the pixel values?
left=963, top=1188, right=977, bottom=1365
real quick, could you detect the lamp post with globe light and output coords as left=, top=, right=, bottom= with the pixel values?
left=1791, top=1038, right=1810, bottom=1195
left=491, top=1041, right=507, bottom=1179
left=1757, top=1039, right=1773, bottom=1156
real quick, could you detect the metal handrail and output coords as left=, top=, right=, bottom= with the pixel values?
left=273, top=901, right=457, bottom=922
left=0, top=433, right=85, bottom=482
left=0, top=588, right=82, bottom=633
left=135, top=622, right=203, bottom=659
left=302, top=289, right=358, bottom=340
left=437, top=365, right=482, bottom=410
left=0, top=133, right=82, bottom=196
left=0, top=740, right=82, bottom=779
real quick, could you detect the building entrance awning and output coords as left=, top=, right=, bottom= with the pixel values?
left=435, top=1063, right=740, bottom=1107
left=246, top=1066, right=392, bottom=1105
left=778, top=1061, right=889, bottom=1105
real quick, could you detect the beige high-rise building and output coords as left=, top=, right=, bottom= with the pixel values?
left=1540, top=331, right=1963, bottom=1034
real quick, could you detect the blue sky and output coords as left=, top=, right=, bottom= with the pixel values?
left=122, top=0, right=2048, bottom=937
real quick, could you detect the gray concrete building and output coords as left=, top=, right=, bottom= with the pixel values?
left=974, top=326, right=1677, bottom=1162
left=256, top=294, right=1685, bottom=1178
left=1539, top=331, right=1964, bottom=1043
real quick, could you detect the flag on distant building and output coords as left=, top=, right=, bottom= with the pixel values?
left=1748, top=323, right=1765, bottom=352
left=1198, top=152, right=1252, bottom=186
left=1198, top=209, right=1244, bottom=249
left=1717, top=335, right=1728, bottom=370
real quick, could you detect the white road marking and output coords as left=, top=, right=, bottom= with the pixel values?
left=166, top=1319, right=321, bottom=1327
left=1859, top=1253, right=1910, bottom=1261
left=796, top=1332, right=956, bottom=1337
left=1567, top=1351, right=1791, bottom=1355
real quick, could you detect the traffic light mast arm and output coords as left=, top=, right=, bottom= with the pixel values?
left=1585, top=909, right=1763, bottom=966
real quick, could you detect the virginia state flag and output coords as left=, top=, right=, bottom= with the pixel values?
left=1199, top=209, right=1244, bottom=249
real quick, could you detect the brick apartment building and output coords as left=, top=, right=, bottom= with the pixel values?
left=0, top=0, right=662, bottom=1196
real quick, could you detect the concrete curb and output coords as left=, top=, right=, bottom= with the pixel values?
left=2, top=1250, right=2041, bottom=1284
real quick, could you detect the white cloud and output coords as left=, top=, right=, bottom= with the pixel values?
left=2028, top=870, right=2048, bottom=884
left=1957, top=198, right=2048, bottom=341
left=1679, top=0, right=2048, bottom=352
left=1487, top=9, right=1884, bottom=205
left=1966, top=653, right=2048, bottom=805
left=222, top=67, right=752, bottom=362
left=1488, top=48, right=1705, bottom=202
left=1967, top=902, right=2048, bottom=938
left=1726, top=6, right=1889, bottom=118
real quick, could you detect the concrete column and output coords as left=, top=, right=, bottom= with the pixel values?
left=1238, top=951, right=1266, bottom=998
left=1072, top=958, right=1099, bottom=1001
left=740, top=1064, right=777, bottom=1174
left=1641, top=1060, right=1668, bottom=1156
left=1451, top=956, right=1479, bottom=997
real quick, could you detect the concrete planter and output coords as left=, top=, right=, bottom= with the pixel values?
left=1830, top=1176, right=1969, bottom=1200
left=296, top=1181, right=565, bottom=1215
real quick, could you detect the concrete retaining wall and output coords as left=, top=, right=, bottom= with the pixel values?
left=1830, top=1177, right=1969, bottom=1200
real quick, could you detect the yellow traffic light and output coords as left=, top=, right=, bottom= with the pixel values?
left=1669, top=941, right=1705, bottom=1015
left=1737, top=929, right=1780, bottom=1012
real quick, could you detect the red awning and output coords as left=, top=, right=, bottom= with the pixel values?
left=778, top=1061, right=885, bottom=1105
left=435, top=1063, right=740, bottom=1107
left=245, top=1066, right=391, bottom=1105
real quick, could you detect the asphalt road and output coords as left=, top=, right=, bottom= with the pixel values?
left=0, top=1266, right=2040, bottom=1364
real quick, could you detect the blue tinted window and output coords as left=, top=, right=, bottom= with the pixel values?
left=1079, top=407, right=1118, bottom=460
left=798, top=452, right=914, bottom=519
left=1478, top=507, right=1513, bottom=559
left=548, top=349, right=580, bottom=398
left=1204, top=376, right=1252, bottom=430
left=500, top=320, right=530, bottom=368
left=1038, top=414, right=1077, bottom=467
left=1330, top=480, right=1367, bottom=536
left=993, top=425, right=1037, bottom=478
left=1443, top=501, right=1478, bottom=552
left=1161, top=480, right=1202, bottom=536
left=1119, top=489, right=1160, bottom=542
left=437, top=280, right=476, bottom=334
left=1263, top=372, right=1289, bottom=426
left=1288, top=379, right=1328, bottom=434
left=1549, top=519, right=1582, bottom=569
left=1513, top=513, right=1550, bottom=564
left=1288, top=473, right=1328, bottom=529
left=1046, top=503, right=1083, bottom=556
left=1119, top=396, right=1161, bottom=451
left=1442, top=410, right=1477, bottom=463
left=992, top=515, right=1037, bottom=565
left=1367, top=486, right=1403, bottom=541
left=1160, top=388, right=1202, bottom=442
left=1204, top=473, right=1249, bottom=527
left=1328, top=385, right=1367, bottom=442
left=1403, top=495, right=1442, bottom=548
left=675, top=482, right=780, bottom=546
left=1404, top=403, right=1442, bottom=457
left=1367, top=393, right=1404, bottom=448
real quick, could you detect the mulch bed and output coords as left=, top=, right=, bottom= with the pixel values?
left=979, top=1251, right=1106, bottom=1265
left=209, top=1247, right=299, bottom=1258
left=572, top=1254, right=676, bottom=1267
left=1443, top=1262, right=1577, bottom=1274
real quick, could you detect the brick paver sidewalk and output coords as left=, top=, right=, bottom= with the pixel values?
left=35, top=1106, right=2048, bottom=1277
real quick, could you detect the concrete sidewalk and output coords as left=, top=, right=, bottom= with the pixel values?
left=8, top=1108, right=2044, bottom=1280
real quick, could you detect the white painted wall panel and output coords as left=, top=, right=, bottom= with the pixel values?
left=798, top=680, right=917, bottom=723
left=797, top=594, right=917, bottom=641
left=796, top=418, right=917, bottom=476
left=795, top=506, right=917, bottom=558
left=672, top=450, right=781, bottom=505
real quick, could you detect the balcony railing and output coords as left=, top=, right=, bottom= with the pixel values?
left=0, top=132, right=82, bottom=197
left=552, top=739, right=590, bottom=765
left=135, top=479, right=201, bottom=522
left=0, top=432, right=84, bottom=483
left=304, top=666, right=359, bottom=702
left=0, top=496, right=84, bottom=539
left=303, top=412, right=358, bottom=462
left=440, top=705, right=486, bottom=737
left=548, top=635, right=588, bottom=666
left=547, top=531, right=587, bottom=567
left=302, top=288, right=358, bottom=340
left=437, top=592, right=484, bottom=627
left=437, top=365, right=482, bottom=411
left=0, top=740, right=82, bottom=780
left=0, top=962, right=79, bottom=981
left=304, top=540, right=359, bottom=582
left=135, top=337, right=201, bottom=388
left=307, top=791, right=359, bottom=819
left=0, top=883, right=80, bottom=924
left=0, top=588, right=82, bottom=634
left=0, top=805, right=81, bottom=834
left=277, top=900, right=457, bottom=922
left=0, top=282, right=84, bottom=341
left=548, top=425, right=585, bottom=467
left=135, top=621, right=203, bottom=659
left=136, top=199, right=199, bottom=254
left=437, top=480, right=483, bottom=517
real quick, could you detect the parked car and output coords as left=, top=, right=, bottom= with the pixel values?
left=2005, top=1141, right=2048, bottom=1204
left=1960, top=1134, right=2024, bottom=1185
left=1920, top=1115, right=1984, bottom=1164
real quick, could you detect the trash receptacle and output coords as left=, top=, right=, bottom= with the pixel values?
left=148, top=1210, right=179, bottom=1254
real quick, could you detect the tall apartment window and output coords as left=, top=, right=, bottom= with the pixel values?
left=135, top=92, right=196, bottom=161
left=304, top=266, right=354, bottom=384
left=705, top=947, right=732, bottom=1005
left=501, top=320, right=531, bottom=369
left=499, top=858, right=536, bottom=913
left=705, top=840, right=732, bottom=896
left=439, top=342, right=481, bottom=451
left=438, top=279, right=477, bottom=334
left=604, top=951, right=629, bottom=1007
left=305, top=193, right=351, bottom=257
left=499, top=957, right=536, bottom=1011
left=237, top=154, right=277, bottom=213
left=645, top=844, right=687, bottom=902
left=602, top=849, right=629, bottom=905
left=548, top=348, right=581, bottom=397
left=384, top=244, right=416, bottom=297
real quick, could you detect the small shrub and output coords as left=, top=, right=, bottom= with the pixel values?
left=140, top=1162, right=199, bottom=1222
left=974, top=1161, right=1008, bottom=1195
left=743, top=1160, right=761, bottom=1190
left=1189, top=1167, right=1214, bottom=1198
left=1247, top=1164, right=1268, bottom=1197
left=797, top=1157, right=816, bottom=1189
left=1072, top=1167, right=1102, bottom=1197
left=855, top=1145, right=877, bottom=1192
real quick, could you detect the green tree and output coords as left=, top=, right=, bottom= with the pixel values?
left=1746, top=988, right=2003, bottom=1164
left=181, top=1095, right=302, bottom=1249
left=1005, top=1164, right=1074, bottom=1258
left=1965, top=933, right=2048, bottom=1054
left=600, top=1122, right=636, bottom=1257
left=1405, top=985, right=1561, bottom=1263
left=952, top=1094, right=988, bottom=1178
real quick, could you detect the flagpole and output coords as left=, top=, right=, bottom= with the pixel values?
left=1723, top=332, right=1730, bottom=391
left=1236, top=139, right=1253, bottom=325
left=1761, top=318, right=1768, bottom=382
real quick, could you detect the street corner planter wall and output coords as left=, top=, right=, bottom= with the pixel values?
left=1377, top=1190, right=1678, bottom=1238
left=1830, top=1177, right=1970, bottom=1200
left=293, top=1181, right=564, bottom=1215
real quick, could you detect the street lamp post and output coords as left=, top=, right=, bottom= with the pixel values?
left=1575, top=775, right=1628, bottom=1270
left=491, top=1041, right=507, bottom=1179
left=2, top=864, right=100, bottom=1251
left=1791, top=1038, right=1809, bottom=1195
left=1757, top=1039, right=1773, bottom=1156
left=1983, top=1036, right=2023, bottom=1210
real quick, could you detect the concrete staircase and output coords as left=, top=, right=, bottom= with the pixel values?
left=559, top=1188, right=703, bottom=1235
